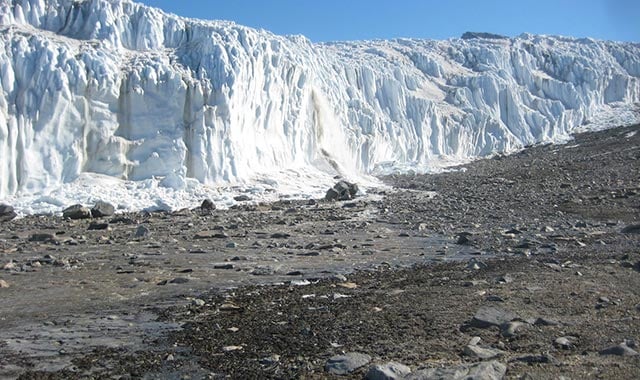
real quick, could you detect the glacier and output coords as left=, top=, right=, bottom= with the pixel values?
left=0, top=0, right=639, bottom=214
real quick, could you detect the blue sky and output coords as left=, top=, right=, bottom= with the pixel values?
left=139, top=0, right=639, bottom=43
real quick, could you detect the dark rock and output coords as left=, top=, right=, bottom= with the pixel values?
left=599, top=343, right=639, bottom=356
left=201, top=199, right=216, bottom=211
left=325, top=352, right=371, bottom=375
left=0, top=204, right=17, bottom=222
left=365, top=361, right=411, bottom=380
left=405, top=360, right=506, bottom=380
left=513, top=354, right=557, bottom=364
left=169, top=277, right=190, bottom=284
left=471, top=306, right=518, bottom=328
left=135, top=225, right=150, bottom=238
left=213, top=264, right=234, bottom=270
left=325, top=181, right=359, bottom=201
left=29, top=233, right=57, bottom=243
left=63, top=204, right=92, bottom=220
left=496, top=274, right=513, bottom=284
left=621, top=224, right=640, bottom=234
left=234, top=195, right=251, bottom=202
left=88, top=222, right=109, bottom=231
left=270, top=232, right=291, bottom=239
left=534, top=317, right=560, bottom=326
left=461, top=31, right=509, bottom=40
left=91, top=201, right=115, bottom=218
left=554, top=336, right=575, bottom=350
left=456, top=232, right=473, bottom=245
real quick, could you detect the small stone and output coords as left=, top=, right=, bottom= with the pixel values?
left=234, top=195, right=251, bottom=202
left=338, top=282, right=358, bottom=289
left=201, top=199, right=216, bottom=211
left=501, top=321, right=527, bottom=337
left=192, top=298, right=206, bottom=306
left=91, top=201, right=115, bottom=218
left=325, top=352, right=371, bottom=375
left=541, top=226, right=555, bottom=232
left=169, top=277, right=190, bottom=284
left=63, top=204, right=92, bottom=220
left=534, top=317, right=560, bottom=326
left=464, top=344, right=504, bottom=359
left=88, top=222, right=109, bottom=231
left=486, top=295, right=505, bottom=302
left=222, top=345, right=243, bottom=352
left=554, top=337, right=575, bottom=350
left=0, top=279, right=9, bottom=288
left=226, top=242, right=238, bottom=248
left=496, top=274, right=513, bottom=284
left=599, top=343, right=639, bottom=356
left=469, top=336, right=482, bottom=346
left=259, top=355, right=280, bottom=366
left=365, top=361, right=412, bottom=380
left=270, top=232, right=291, bottom=239
left=135, top=225, right=150, bottom=238
left=214, top=264, right=234, bottom=270
left=194, top=231, right=228, bottom=239
left=456, top=233, right=473, bottom=245
left=29, top=233, right=57, bottom=243
left=467, top=260, right=488, bottom=270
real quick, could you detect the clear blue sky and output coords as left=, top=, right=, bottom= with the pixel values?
left=139, top=0, right=639, bottom=43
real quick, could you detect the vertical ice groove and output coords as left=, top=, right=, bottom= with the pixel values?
left=0, top=0, right=639, bottom=208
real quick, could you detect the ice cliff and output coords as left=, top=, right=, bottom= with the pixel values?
left=1, top=0, right=639, bottom=213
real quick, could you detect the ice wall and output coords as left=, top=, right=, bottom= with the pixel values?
left=1, top=0, right=639, bottom=211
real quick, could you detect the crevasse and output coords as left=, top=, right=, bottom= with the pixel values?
left=0, top=0, right=639, bottom=212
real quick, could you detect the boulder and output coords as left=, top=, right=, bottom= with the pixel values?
left=0, top=204, right=17, bottom=222
left=326, top=181, right=359, bottom=201
left=325, top=352, right=371, bottom=375
left=405, top=361, right=506, bottom=380
left=365, top=362, right=411, bottom=380
left=63, top=204, right=92, bottom=220
left=470, top=306, right=518, bottom=328
left=201, top=199, right=216, bottom=211
left=91, top=201, right=115, bottom=218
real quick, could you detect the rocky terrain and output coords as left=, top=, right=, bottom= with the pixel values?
left=1, top=123, right=639, bottom=379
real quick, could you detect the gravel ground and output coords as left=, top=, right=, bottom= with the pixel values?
left=1, top=123, right=639, bottom=379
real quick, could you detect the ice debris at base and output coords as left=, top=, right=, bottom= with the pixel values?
left=0, top=0, right=639, bottom=214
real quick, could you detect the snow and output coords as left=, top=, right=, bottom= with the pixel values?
left=1, top=0, right=639, bottom=214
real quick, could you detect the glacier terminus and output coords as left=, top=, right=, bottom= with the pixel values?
left=0, top=0, right=639, bottom=214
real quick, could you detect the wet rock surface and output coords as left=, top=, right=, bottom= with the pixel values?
left=0, top=125, right=639, bottom=378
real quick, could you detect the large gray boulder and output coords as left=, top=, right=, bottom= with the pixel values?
left=91, top=201, right=115, bottom=218
left=470, top=306, right=518, bottom=328
left=325, top=352, right=371, bottom=375
left=0, top=204, right=17, bottom=222
left=325, top=181, right=359, bottom=201
left=63, top=204, right=92, bottom=220
left=365, top=361, right=412, bottom=380
left=405, top=361, right=506, bottom=380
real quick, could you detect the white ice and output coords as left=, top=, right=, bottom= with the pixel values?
left=0, top=0, right=639, bottom=214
